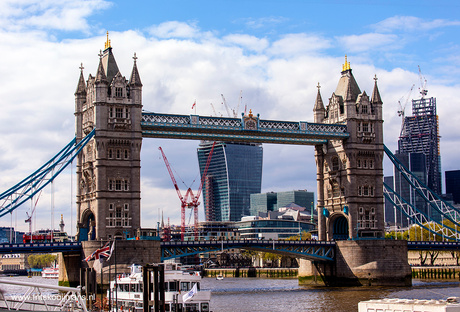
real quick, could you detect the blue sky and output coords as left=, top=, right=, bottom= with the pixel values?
left=1, top=0, right=459, bottom=233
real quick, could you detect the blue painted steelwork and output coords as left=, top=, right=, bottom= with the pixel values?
left=384, top=181, right=459, bottom=241
left=407, top=241, right=460, bottom=250
left=160, top=240, right=335, bottom=262
left=141, top=112, right=349, bottom=145
left=0, top=239, right=456, bottom=258
left=0, top=242, right=81, bottom=254
left=0, top=129, right=95, bottom=217
left=384, top=145, right=460, bottom=241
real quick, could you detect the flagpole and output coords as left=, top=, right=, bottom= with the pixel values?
left=115, top=240, right=117, bottom=311
left=100, top=241, right=103, bottom=310
left=109, top=252, right=111, bottom=312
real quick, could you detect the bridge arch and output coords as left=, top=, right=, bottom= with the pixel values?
left=79, top=209, right=95, bottom=241
left=329, top=214, right=349, bottom=240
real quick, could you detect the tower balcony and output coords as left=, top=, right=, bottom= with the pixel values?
left=108, top=118, right=132, bottom=130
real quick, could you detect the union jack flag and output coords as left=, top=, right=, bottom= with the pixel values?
left=85, top=242, right=112, bottom=262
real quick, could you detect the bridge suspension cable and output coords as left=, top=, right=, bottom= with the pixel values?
left=384, top=145, right=460, bottom=240
left=0, top=129, right=95, bottom=218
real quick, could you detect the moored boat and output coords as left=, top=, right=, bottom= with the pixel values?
left=358, top=298, right=460, bottom=312
left=108, top=263, right=211, bottom=312
left=41, top=265, right=59, bottom=279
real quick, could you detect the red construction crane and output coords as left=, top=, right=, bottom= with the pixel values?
left=159, top=142, right=216, bottom=240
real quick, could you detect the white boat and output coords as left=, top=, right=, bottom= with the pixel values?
left=216, top=275, right=223, bottom=280
left=359, top=298, right=460, bottom=312
left=41, top=265, right=59, bottom=279
left=108, top=263, right=211, bottom=312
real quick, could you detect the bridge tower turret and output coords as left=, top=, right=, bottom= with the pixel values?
left=314, top=57, right=384, bottom=241
left=75, top=33, right=143, bottom=241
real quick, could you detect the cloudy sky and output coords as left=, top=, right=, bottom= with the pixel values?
left=1, top=0, right=460, bottom=235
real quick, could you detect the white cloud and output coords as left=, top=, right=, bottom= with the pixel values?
left=0, top=0, right=111, bottom=32
left=337, top=33, right=399, bottom=53
left=373, top=16, right=460, bottom=33
left=148, top=21, right=201, bottom=39
left=268, top=33, right=331, bottom=57
left=223, top=34, right=269, bottom=52
left=238, top=16, right=288, bottom=30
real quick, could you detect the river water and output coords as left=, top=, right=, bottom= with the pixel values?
left=0, top=276, right=458, bottom=312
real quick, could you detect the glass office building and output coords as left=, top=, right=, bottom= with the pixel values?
left=197, top=141, right=263, bottom=222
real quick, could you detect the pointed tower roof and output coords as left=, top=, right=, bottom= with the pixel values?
left=101, top=32, right=120, bottom=84
left=334, top=56, right=361, bottom=102
left=371, top=74, right=382, bottom=104
left=314, top=82, right=324, bottom=111
left=75, top=63, right=87, bottom=95
left=95, top=51, right=108, bottom=83
left=129, top=53, right=143, bottom=87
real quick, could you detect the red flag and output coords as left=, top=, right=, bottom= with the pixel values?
left=191, top=101, right=196, bottom=109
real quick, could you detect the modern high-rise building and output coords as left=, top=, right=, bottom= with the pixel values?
left=197, top=141, right=263, bottom=222
left=387, top=96, right=442, bottom=224
left=446, top=170, right=460, bottom=205
left=250, top=190, right=315, bottom=217
left=398, top=97, right=441, bottom=195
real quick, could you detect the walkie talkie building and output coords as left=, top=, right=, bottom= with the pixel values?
left=197, top=141, right=263, bottom=222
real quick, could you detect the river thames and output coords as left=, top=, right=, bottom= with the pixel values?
left=0, top=275, right=458, bottom=311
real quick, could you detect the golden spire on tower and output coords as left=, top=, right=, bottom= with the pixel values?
left=342, top=55, right=351, bottom=71
left=104, top=31, right=111, bottom=50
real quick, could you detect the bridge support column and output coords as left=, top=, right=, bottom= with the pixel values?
left=299, top=240, right=412, bottom=286
left=58, top=251, right=82, bottom=287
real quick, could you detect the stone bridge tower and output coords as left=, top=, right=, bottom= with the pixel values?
left=313, top=57, right=384, bottom=241
left=74, top=34, right=143, bottom=241
left=300, top=58, right=410, bottom=287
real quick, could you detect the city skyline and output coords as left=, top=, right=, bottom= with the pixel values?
left=1, top=0, right=460, bottom=233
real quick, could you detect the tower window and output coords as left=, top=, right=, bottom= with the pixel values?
left=332, top=157, right=339, bottom=171
left=362, top=123, right=369, bottom=132
left=109, top=107, right=113, bottom=118
left=116, top=108, right=123, bottom=118
left=124, top=149, right=129, bottom=159
left=115, top=87, right=123, bottom=97
left=108, top=148, right=113, bottom=159
left=362, top=104, right=368, bottom=114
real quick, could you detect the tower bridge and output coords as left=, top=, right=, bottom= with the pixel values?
left=2, top=37, right=459, bottom=287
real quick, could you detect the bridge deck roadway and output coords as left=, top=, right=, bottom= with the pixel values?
left=0, top=241, right=456, bottom=258
left=141, top=112, right=349, bottom=145
left=161, top=240, right=336, bottom=262
left=0, top=242, right=81, bottom=254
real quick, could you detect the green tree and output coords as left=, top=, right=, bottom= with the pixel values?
left=28, top=254, right=57, bottom=269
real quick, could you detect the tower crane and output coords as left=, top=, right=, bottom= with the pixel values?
left=221, top=92, right=243, bottom=118
left=418, top=65, right=428, bottom=99
left=159, top=141, right=216, bottom=241
left=220, top=94, right=232, bottom=118
left=24, top=190, right=43, bottom=243
left=397, top=84, right=415, bottom=137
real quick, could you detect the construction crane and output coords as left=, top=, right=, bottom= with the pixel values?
left=221, top=91, right=242, bottom=118
left=397, top=84, right=415, bottom=137
left=418, top=65, right=428, bottom=99
left=221, top=94, right=232, bottom=118
left=159, top=142, right=216, bottom=241
left=24, top=190, right=43, bottom=243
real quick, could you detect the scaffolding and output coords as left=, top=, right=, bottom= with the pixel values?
left=398, top=97, right=442, bottom=195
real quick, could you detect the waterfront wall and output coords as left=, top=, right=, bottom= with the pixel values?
left=299, top=240, right=412, bottom=287
left=58, top=240, right=161, bottom=287
left=412, top=266, right=460, bottom=280
left=205, top=268, right=298, bottom=278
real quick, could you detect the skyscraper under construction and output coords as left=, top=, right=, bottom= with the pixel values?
left=398, top=97, right=442, bottom=195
